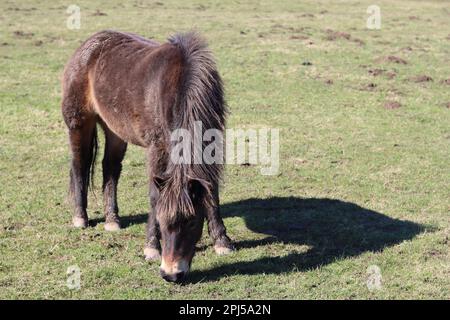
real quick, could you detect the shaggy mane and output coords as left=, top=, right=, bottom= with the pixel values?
left=157, top=32, right=227, bottom=223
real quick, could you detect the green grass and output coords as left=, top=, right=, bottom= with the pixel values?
left=0, top=0, right=449, bottom=299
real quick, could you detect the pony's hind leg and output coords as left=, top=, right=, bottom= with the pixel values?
left=101, top=124, right=127, bottom=231
left=66, top=117, right=98, bottom=228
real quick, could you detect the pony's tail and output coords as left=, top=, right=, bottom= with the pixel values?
left=88, top=125, right=99, bottom=191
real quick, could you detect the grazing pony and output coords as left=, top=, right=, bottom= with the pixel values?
left=61, top=30, right=234, bottom=282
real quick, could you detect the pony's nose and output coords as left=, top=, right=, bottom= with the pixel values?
left=160, top=269, right=186, bottom=283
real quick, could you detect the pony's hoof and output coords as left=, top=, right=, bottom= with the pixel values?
left=214, top=244, right=235, bottom=255
left=104, top=221, right=121, bottom=231
left=144, top=247, right=161, bottom=261
left=72, top=217, right=88, bottom=228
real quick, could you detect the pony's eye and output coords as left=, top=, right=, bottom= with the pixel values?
left=187, top=220, right=197, bottom=229
left=189, top=188, right=198, bottom=200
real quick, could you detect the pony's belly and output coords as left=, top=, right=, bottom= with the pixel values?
left=89, top=95, right=147, bottom=147
left=100, top=114, right=146, bottom=147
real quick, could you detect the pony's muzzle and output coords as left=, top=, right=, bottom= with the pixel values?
left=160, top=269, right=186, bottom=283
left=160, top=258, right=190, bottom=283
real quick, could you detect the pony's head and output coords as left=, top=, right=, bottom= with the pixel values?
left=153, top=173, right=213, bottom=282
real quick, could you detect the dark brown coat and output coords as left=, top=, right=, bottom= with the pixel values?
left=62, top=30, right=233, bottom=282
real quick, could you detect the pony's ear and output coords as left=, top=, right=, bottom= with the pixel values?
left=153, top=175, right=166, bottom=191
left=188, top=177, right=212, bottom=198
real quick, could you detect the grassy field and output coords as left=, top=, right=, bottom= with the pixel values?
left=0, top=0, right=449, bottom=299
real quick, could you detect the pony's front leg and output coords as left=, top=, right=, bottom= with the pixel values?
left=207, top=186, right=235, bottom=255
left=144, top=182, right=161, bottom=261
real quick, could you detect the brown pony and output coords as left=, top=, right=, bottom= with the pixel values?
left=61, top=30, right=234, bottom=282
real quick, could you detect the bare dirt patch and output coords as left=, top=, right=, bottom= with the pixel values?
left=368, top=68, right=385, bottom=76
left=271, top=24, right=307, bottom=34
left=384, top=101, right=402, bottom=109
left=376, top=55, right=407, bottom=65
left=367, top=82, right=377, bottom=90
left=290, top=35, right=309, bottom=40
left=361, top=83, right=377, bottom=91
left=387, top=88, right=405, bottom=96
left=324, top=29, right=364, bottom=45
left=376, top=40, right=392, bottom=45
left=13, top=30, right=34, bottom=38
left=368, top=68, right=397, bottom=79
left=353, top=38, right=365, bottom=45
left=325, top=29, right=351, bottom=41
left=409, top=75, right=433, bottom=83
left=386, top=71, right=397, bottom=79
left=7, top=7, right=36, bottom=12
left=92, top=9, right=107, bottom=16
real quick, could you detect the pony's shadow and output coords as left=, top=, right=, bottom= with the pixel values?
left=89, top=213, right=147, bottom=229
left=187, top=197, right=426, bottom=283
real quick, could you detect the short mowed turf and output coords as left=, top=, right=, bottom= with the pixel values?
left=0, top=0, right=449, bottom=299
